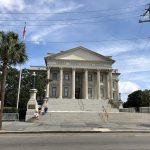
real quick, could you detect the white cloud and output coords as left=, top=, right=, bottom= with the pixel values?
left=119, top=81, right=140, bottom=102
left=119, top=81, right=140, bottom=94
left=24, top=1, right=83, bottom=42
left=0, top=0, right=25, bottom=12
left=117, top=56, right=150, bottom=73
left=0, top=0, right=83, bottom=42
left=93, top=39, right=150, bottom=56
left=126, top=57, right=150, bottom=66
left=29, top=25, right=67, bottom=43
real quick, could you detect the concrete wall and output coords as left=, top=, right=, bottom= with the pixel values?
left=120, top=107, right=150, bottom=113
left=119, top=108, right=136, bottom=113
left=139, top=107, right=150, bottom=113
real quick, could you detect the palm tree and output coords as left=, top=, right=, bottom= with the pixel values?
left=0, top=31, right=28, bottom=129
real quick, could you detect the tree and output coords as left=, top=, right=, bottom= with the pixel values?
left=5, top=67, right=19, bottom=107
left=123, top=90, right=150, bottom=110
left=18, top=69, right=46, bottom=120
left=1, top=67, right=46, bottom=120
left=123, top=90, right=142, bottom=110
left=141, top=90, right=150, bottom=107
left=0, top=31, right=28, bottom=129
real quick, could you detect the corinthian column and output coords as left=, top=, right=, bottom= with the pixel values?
left=106, top=71, right=110, bottom=99
left=109, top=70, right=113, bottom=99
left=84, top=69, right=88, bottom=99
left=59, top=68, right=63, bottom=99
left=72, top=68, right=75, bottom=99
left=46, top=67, right=50, bottom=98
left=97, top=70, right=101, bottom=100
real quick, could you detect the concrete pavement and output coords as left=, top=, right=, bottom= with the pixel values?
left=1, top=112, right=150, bottom=133
left=1, top=120, right=150, bottom=133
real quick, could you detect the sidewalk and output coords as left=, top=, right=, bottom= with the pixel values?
left=1, top=121, right=150, bottom=133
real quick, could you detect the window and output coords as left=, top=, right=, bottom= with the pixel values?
left=113, top=92, right=115, bottom=99
left=64, top=87, right=69, bottom=97
left=88, top=88, right=92, bottom=98
left=100, top=87, right=104, bottom=98
left=64, top=73, right=69, bottom=80
left=88, top=74, right=92, bottom=81
left=52, top=87, right=57, bottom=97
left=52, top=73, right=57, bottom=80
left=100, top=74, right=104, bottom=83
left=113, top=81, right=115, bottom=88
left=76, top=75, right=80, bottom=82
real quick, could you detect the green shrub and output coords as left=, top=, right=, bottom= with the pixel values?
left=3, top=107, right=18, bottom=113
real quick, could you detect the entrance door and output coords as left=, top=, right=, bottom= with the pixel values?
left=75, top=88, right=80, bottom=99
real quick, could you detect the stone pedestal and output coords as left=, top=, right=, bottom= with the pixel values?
left=25, top=89, right=38, bottom=121
left=43, top=98, right=48, bottom=107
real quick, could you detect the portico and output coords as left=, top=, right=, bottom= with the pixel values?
left=30, top=46, right=120, bottom=109
left=45, top=67, right=115, bottom=100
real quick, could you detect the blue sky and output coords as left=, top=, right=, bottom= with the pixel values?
left=0, top=0, right=150, bottom=101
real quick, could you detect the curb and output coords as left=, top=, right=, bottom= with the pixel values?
left=1, top=130, right=150, bottom=134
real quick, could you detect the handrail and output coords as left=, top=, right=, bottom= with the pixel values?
left=78, top=99, right=84, bottom=110
left=102, top=106, right=108, bottom=122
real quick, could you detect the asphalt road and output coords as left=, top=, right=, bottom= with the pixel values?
left=0, top=133, right=150, bottom=150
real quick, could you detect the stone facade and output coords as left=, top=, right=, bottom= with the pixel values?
left=30, top=46, right=120, bottom=108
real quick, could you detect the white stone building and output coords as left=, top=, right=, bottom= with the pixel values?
left=31, top=46, right=120, bottom=112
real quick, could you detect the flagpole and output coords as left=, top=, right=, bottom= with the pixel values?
left=16, top=22, right=26, bottom=110
left=16, top=65, right=22, bottom=109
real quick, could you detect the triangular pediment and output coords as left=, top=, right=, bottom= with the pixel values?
left=48, top=46, right=114, bottom=62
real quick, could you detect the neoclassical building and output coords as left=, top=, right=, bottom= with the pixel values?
left=31, top=46, right=120, bottom=111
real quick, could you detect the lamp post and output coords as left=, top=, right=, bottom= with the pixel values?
left=0, top=71, right=2, bottom=109
left=32, top=72, right=36, bottom=89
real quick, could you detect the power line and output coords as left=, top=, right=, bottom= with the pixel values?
left=0, top=4, right=146, bottom=15
left=0, top=15, right=138, bottom=22
left=0, top=12, right=138, bottom=22
left=0, top=16, right=139, bottom=27
left=24, top=37, right=150, bottom=44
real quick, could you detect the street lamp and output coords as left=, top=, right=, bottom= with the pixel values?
left=32, top=72, right=36, bottom=89
left=0, top=71, right=2, bottom=109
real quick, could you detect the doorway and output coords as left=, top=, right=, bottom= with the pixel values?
left=75, top=88, right=80, bottom=99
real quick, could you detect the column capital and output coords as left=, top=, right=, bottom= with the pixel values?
left=59, top=67, right=63, bottom=70
left=46, top=66, right=51, bottom=70
left=97, top=69, right=101, bottom=72
left=72, top=67, right=76, bottom=71
left=105, top=69, right=113, bottom=73
left=84, top=68, right=88, bottom=72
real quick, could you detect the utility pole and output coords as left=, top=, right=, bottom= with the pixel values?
left=139, top=4, right=150, bottom=23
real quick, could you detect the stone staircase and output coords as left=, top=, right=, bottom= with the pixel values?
left=32, top=98, right=122, bottom=125
left=31, top=98, right=150, bottom=125
left=34, top=112, right=150, bottom=125
left=31, top=99, right=127, bottom=125
left=47, top=98, right=112, bottom=112
left=36, top=111, right=103, bottom=124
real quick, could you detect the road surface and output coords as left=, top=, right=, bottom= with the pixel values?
left=0, top=133, right=150, bottom=150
